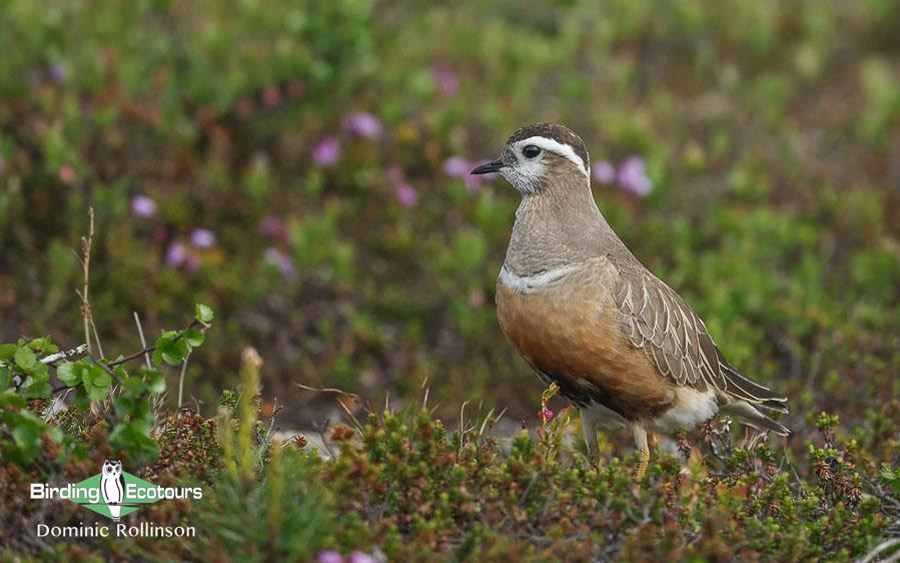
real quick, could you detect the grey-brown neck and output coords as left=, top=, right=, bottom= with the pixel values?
left=502, top=171, right=631, bottom=275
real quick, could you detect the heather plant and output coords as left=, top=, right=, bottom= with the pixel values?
left=2, top=0, right=900, bottom=561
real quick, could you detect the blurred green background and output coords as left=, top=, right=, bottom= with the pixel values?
left=1, top=0, right=898, bottom=433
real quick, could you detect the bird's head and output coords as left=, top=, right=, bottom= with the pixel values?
left=103, top=459, right=122, bottom=476
left=470, top=123, right=590, bottom=195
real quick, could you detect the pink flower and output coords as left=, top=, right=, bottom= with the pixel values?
left=261, top=216, right=289, bottom=242
left=385, top=164, right=405, bottom=185
left=317, top=552, right=343, bottom=563
left=48, top=63, right=67, bottom=84
left=591, top=161, right=616, bottom=185
left=166, top=242, right=187, bottom=267
left=464, top=160, right=498, bottom=193
left=617, top=156, right=652, bottom=197
left=442, top=156, right=471, bottom=178
left=236, top=98, right=255, bottom=119
left=286, top=79, right=305, bottom=99
left=343, top=112, right=382, bottom=139
left=130, top=195, right=157, bottom=218
left=190, top=228, right=216, bottom=249
left=58, top=164, right=75, bottom=184
left=432, top=65, right=459, bottom=96
left=349, top=553, right=377, bottom=563
left=263, top=85, right=282, bottom=107
left=538, top=406, right=553, bottom=424
left=312, top=137, right=342, bottom=167
left=264, top=247, right=295, bottom=277
left=185, top=253, right=200, bottom=273
left=394, top=184, right=418, bottom=207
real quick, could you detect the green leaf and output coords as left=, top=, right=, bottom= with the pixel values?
left=161, top=339, right=190, bottom=366
left=0, top=344, right=17, bottom=361
left=183, top=327, right=205, bottom=348
left=109, top=421, right=158, bottom=460
left=23, top=381, right=53, bottom=399
left=120, top=375, right=146, bottom=395
left=28, top=337, right=58, bottom=354
left=0, top=366, right=11, bottom=391
left=74, top=388, right=92, bottom=412
left=141, top=366, right=166, bottom=394
left=195, top=303, right=215, bottom=324
left=152, top=331, right=179, bottom=366
left=89, top=365, right=112, bottom=388
left=14, top=346, right=37, bottom=370
left=86, top=382, right=109, bottom=401
left=57, top=361, right=79, bottom=385
left=0, top=390, right=26, bottom=408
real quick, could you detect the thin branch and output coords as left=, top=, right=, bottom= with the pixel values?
left=79, top=207, right=95, bottom=356
left=177, top=352, right=190, bottom=413
left=39, top=344, right=88, bottom=365
left=107, top=318, right=205, bottom=368
left=132, top=311, right=152, bottom=369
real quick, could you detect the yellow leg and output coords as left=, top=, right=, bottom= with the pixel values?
left=633, top=425, right=650, bottom=480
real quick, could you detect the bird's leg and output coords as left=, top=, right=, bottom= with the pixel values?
left=580, top=408, right=600, bottom=467
left=633, top=424, right=650, bottom=480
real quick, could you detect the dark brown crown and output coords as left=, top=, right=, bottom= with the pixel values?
left=506, top=123, right=589, bottom=172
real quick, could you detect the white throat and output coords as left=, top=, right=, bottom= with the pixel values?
left=498, top=264, right=580, bottom=293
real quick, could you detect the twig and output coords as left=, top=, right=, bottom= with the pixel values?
left=294, top=382, right=364, bottom=433
left=177, top=352, right=190, bottom=414
left=107, top=318, right=204, bottom=368
left=39, top=344, right=88, bottom=365
left=133, top=312, right=152, bottom=369
left=78, top=207, right=103, bottom=357
left=858, top=538, right=900, bottom=563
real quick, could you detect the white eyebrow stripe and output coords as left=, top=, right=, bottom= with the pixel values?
left=515, top=136, right=589, bottom=176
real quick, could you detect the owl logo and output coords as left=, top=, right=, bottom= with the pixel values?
left=100, top=459, right=125, bottom=521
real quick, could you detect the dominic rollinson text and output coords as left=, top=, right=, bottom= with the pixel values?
left=37, top=522, right=196, bottom=538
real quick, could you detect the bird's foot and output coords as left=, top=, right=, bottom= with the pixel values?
left=635, top=443, right=650, bottom=481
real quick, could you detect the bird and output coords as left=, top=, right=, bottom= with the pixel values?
left=470, top=123, right=789, bottom=479
left=100, top=459, right=125, bottom=521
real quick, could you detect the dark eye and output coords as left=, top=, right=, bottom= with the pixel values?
left=522, top=145, right=541, bottom=159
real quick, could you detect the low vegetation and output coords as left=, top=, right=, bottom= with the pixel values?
left=1, top=0, right=899, bottom=560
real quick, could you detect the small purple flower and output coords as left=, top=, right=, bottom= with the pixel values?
left=617, top=156, right=652, bottom=197
left=348, top=552, right=378, bottom=563
left=442, top=156, right=471, bottom=178
left=263, top=85, right=282, bottom=107
left=394, top=184, right=418, bottom=207
left=48, top=63, right=67, bottom=84
left=190, top=228, right=216, bottom=249
left=432, top=65, right=459, bottom=96
left=312, top=137, right=342, bottom=167
left=185, top=253, right=200, bottom=273
left=591, top=160, right=616, bottom=185
left=464, top=175, right=485, bottom=193
left=261, top=216, right=289, bottom=242
left=343, top=111, right=382, bottom=139
left=316, top=551, right=343, bottom=563
left=130, top=195, right=157, bottom=218
left=464, top=159, right=498, bottom=193
left=264, top=247, right=295, bottom=277
left=385, top=164, right=405, bottom=185
left=166, top=242, right=187, bottom=267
